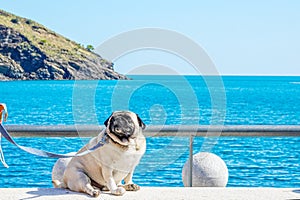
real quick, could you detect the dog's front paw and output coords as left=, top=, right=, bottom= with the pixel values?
left=111, top=187, right=126, bottom=196
left=123, top=183, right=140, bottom=191
left=92, top=189, right=100, bottom=197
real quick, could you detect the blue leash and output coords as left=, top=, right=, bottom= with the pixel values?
left=0, top=123, right=106, bottom=168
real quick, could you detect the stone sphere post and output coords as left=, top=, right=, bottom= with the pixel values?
left=182, top=152, right=228, bottom=187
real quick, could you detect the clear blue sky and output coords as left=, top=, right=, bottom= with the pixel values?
left=1, top=1, right=300, bottom=75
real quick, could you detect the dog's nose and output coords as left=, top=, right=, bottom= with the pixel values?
left=124, top=127, right=134, bottom=137
left=125, top=132, right=133, bottom=137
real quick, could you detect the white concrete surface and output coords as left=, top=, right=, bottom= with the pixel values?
left=0, top=187, right=299, bottom=200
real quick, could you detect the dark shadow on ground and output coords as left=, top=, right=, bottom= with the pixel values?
left=19, top=188, right=91, bottom=200
left=293, top=190, right=300, bottom=194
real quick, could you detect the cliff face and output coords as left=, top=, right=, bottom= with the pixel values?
left=0, top=10, right=127, bottom=80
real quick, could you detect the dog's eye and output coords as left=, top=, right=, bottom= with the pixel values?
left=115, top=127, right=122, bottom=133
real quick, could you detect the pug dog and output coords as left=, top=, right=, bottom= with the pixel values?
left=52, top=111, right=146, bottom=197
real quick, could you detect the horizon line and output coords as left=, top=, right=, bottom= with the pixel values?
left=126, top=74, right=300, bottom=76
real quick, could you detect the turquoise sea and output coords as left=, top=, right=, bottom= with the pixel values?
left=0, top=76, right=300, bottom=188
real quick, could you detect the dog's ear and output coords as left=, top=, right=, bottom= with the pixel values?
left=136, top=114, right=146, bottom=130
left=104, top=113, right=113, bottom=127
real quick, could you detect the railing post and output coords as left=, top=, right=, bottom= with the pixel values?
left=188, top=134, right=194, bottom=187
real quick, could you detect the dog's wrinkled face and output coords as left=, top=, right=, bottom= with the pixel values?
left=104, top=111, right=146, bottom=146
left=109, top=115, right=135, bottom=139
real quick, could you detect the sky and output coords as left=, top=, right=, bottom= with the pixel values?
left=1, top=1, right=300, bottom=75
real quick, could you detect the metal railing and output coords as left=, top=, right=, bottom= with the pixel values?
left=5, top=125, right=300, bottom=137
left=4, top=125, right=300, bottom=187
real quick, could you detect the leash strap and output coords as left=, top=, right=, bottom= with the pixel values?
left=0, top=124, right=106, bottom=168
left=0, top=134, right=9, bottom=168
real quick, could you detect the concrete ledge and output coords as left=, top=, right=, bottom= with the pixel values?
left=4, top=125, right=300, bottom=137
left=1, top=187, right=299, bottom=200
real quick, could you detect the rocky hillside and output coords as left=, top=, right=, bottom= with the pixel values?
left=0, top=10, right=127, bottom=80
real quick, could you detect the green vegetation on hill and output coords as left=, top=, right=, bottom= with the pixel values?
left=0, top=9, right=127, bottom=80
left=0, top=10, right=92, bottom=62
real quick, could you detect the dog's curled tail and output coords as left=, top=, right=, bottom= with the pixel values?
left=52, top=180, right=67, bottom=188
